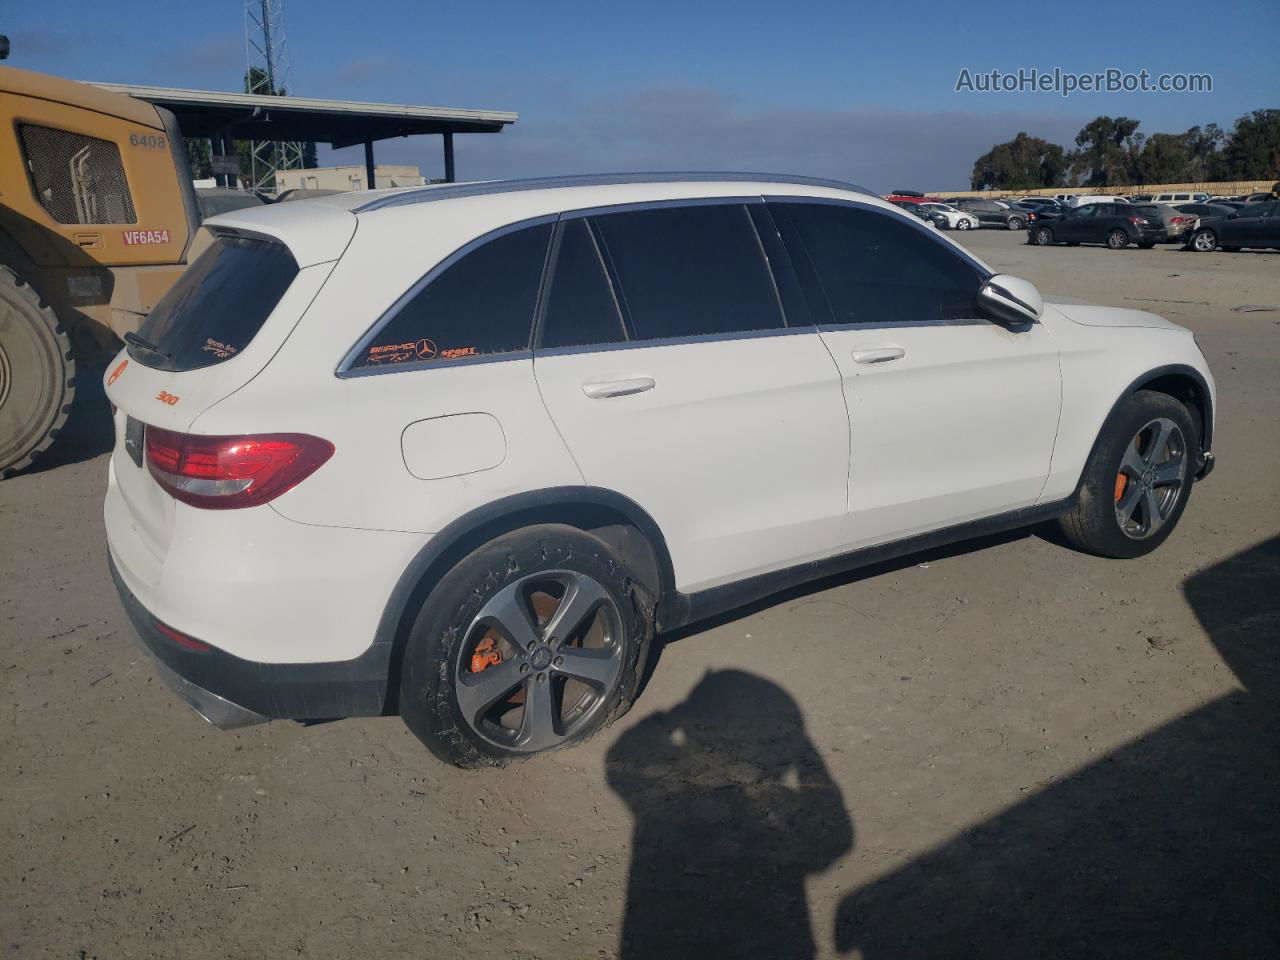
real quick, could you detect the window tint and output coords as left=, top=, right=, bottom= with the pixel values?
left=771, top=202, right=984, bottom=325
left=353, top=223, right=552, bottom=368
left=590, top=204, right=785, bottom=340
left=1236, top=204, right=1267, bottom=218
left=20, top=124, right=137, bottom=225
left=135, top=235, right=297, bottom=371
left=539, top=219, right=627, bottom=350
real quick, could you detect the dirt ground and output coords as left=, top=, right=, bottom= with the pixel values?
left=2, top=230, right=1278, bottom=959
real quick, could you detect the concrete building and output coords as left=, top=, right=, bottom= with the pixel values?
left=274, top=164, right=425, bottom=192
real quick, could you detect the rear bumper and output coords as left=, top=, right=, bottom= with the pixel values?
left=110, top=552, right=392, bottom=727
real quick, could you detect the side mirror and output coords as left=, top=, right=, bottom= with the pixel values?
left=979, top=274, right=1043, bottom=327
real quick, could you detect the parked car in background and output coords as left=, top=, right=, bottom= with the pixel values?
left=1185, top=201, right=1280, bottom=252
left=1132, top=204, right=1197, bottom=242
left=1015, top=197, right=1062, bottom=209
left=1029, top=202, right=1167, bottom=249
left=890, top=199, right=941, bottom=228
left=1129, top=194, right=1154, bottom=203
left=918, top=202, right=979, bottom=230
left=1243, top=192, right=1276, bottom=204
left=885, top=190, right=936, bottom=205
left=1150, top=191, right=1210, bottom=205
left=1052, top=193, right=1078, bottom=205
left=1065, top=194, right=1129, bottom=208
left=102, top=172, right=1217, bottom=766
left=956, top=199, right=1030, bottom=230
left=1175, top=202, right=1238, bottom=219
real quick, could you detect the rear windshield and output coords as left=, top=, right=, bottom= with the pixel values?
left=132, top=234, right=298, bottom=371
left=1134, top=205, right=1163, bottom=219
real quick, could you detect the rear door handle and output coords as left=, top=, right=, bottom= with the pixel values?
left=851, top=346, right=906, bottom=364
left=582, top=376, right=656, bottom=399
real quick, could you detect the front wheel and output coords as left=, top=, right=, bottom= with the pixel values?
left=1007, top=217, right=1025, bottom=230
left=399, top=524, right=652, bottom=767
left=1057, top=390, right=1196, bottom=559
left=1033, top=226, right=1054, bottom=246
left=1106, top=229, right=1130, bottom=249
left=1190, top=229, right=1218, bottom=252
left=956, top=218, right=972, bottom=231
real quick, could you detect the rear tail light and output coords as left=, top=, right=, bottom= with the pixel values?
left=1171, top=216, right=1194, bottom=224
left=1129, top=216, right=1149, bottom=226
left=145, top=427, right=334, bottom=509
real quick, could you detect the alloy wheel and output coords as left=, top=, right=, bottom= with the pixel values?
left=453, top=570, right=624, bottom=753
left=1193, top=231, right=1218, bottom=252
left=1113, top=417, right=1186, bottom=540
left=1107, top=230, right=1128, bottom=249
left=1035, top=227, right=1053, bottom=245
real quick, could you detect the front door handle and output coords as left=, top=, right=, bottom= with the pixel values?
left=582, top=376, right=656, bottom=399
left=851, top=346, right=906, bottom=364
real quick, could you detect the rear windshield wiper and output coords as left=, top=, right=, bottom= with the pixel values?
left=124, top=331, right=170, bottom=360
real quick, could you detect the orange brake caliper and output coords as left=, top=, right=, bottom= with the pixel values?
left=1114, top=472, right=1128, bottom=503
left=470, top=634, right=502, bottom=673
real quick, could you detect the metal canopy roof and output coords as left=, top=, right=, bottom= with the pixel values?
left=86, top=82, right=517, bottom=148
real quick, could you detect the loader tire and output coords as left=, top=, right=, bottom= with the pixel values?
left=0, top=266, right=75, bottom=476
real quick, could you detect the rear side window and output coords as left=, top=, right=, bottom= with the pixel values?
left=539, top=219, right=627, bottom=350
left=353, top=223, right=552, bottom=368
left=134, top=234, right=297, bottom=371
left=20, top=124, right=137, bottom=225
left=771, top=202, right=984, bottom=325
left=590, top=204, right=785, bottom=340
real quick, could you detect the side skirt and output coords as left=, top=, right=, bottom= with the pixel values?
left=664, top=497, right=1075, bottom=631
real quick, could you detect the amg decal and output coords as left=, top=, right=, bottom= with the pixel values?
left=201, top=337, right=238, bottom=359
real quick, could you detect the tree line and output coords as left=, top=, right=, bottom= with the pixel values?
left=970, top=109, right=1279, bottom=190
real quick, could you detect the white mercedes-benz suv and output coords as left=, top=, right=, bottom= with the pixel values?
left=103, top=173, right=1216, bottom=766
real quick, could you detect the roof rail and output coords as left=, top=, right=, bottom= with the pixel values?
left=354, top=171, right=874, bottom=213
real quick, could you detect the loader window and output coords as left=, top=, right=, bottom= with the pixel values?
left=19, top=124, right=138, bottom=225
left=132, top=234, right=298, bottom=371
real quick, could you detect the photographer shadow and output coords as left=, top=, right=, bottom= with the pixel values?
left=834, top=535, right=1280, bottom=958
left=607, top=669, right=853, bottom=960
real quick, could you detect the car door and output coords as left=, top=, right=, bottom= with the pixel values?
left=1228, top=202, right=1277, bottom=247
left=769, top=199, right=1062, bottom=548
left=1053, top=205, right=1087, bottom=241
left=533, top=202, right=851, bottom=593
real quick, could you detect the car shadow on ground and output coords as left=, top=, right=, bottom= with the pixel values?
left=831, top=534, right=1280, bottom=958
left=606, top=668, right=853, bottom=960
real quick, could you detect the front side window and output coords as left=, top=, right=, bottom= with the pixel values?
left=352, top=223, right=552, bottom=369
left=19, top=124, right=137, bottom=225
left=590, top=204, right=786, bottom=341
left=771, top=201, right=985, bottom=325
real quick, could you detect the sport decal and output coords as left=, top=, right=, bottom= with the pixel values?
left=123, top=229, right=171, bottom=245
left=201, top=337, right=238, bottom=359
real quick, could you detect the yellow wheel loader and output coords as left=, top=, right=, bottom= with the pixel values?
left=0, top=67, right=205, bottom=474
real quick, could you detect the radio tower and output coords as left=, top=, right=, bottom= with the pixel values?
left=244, top=0, right=304, bottom=191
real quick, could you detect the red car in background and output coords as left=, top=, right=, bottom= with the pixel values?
left=884, top=189, right=942, bottom=205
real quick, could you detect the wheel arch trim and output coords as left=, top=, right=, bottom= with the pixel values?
left=373, top=486, right=679, bottom=703
left=1074, top=363, right=1215, bottom=496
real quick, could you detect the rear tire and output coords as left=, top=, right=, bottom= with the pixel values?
left=0, top=266, right=75, bottom=476
left=1008, top=217, right=1025, bottom=230
left=399, top=524, right=653, bottom=767
left=1057, top=391, right=1196, bottom=559
left=1106, top=229, right=1129, bottom=249
left=1033, top=226, right=1054, bottom=245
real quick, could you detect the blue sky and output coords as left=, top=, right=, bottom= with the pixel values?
left=7, top=0, right=1278, bottom=190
